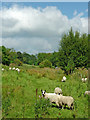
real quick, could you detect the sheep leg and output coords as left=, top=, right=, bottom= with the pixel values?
left=70, top=103, right=74, bottom=110
left=59, top=102, right=63, bottom=109
left=56, top=101, right=60, bottom=107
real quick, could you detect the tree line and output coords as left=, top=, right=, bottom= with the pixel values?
left=0, top=28, right=88, bottom=74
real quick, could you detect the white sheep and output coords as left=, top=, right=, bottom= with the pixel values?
left=16, top=68, right=20, bottom=73
left=41, top=90, right=62, bottom=107
left=59, top=94, right=74, bottom=109
left=54, top=87, right=62, bottom=95
left=61, top=76, right=66, bottom=82
left=2, top=68, right=4, bottom=71
left=84, top=78, right=87, bottom=82
left=81, top=78, right=87, bottom=82
left=84, top=91, right=90, bottom=96
left=81, top=78, right=85, bottom=82
left=12, top=67, right=15, bottom=70
left=9, top=67, right=12, bottom=70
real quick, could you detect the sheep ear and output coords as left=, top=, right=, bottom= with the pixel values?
left=41, top=89, right=42, bottom=92
left=45, top=90, right=46, bottom=92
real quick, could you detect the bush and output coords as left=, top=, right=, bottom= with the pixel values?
left=39, top=59, right=52, bottom=68
left=14, top=59, right=23, bottom=66
left=39, top=63, right=44, bottom=68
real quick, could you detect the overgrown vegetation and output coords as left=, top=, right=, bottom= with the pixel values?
left=1, top=27, right=89, bottom=118
left=1, top=64, right=89, bottom=118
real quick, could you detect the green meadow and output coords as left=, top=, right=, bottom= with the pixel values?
left=1, top=64, right=89, bottom=118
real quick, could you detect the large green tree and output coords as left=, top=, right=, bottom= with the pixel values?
left=58, top=28, right=88, bottom=74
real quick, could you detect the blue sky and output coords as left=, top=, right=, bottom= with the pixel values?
left=2, top=2, right=88, bottom=19
left=1, top=2, right=88, bottom=54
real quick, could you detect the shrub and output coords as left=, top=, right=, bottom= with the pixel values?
left=39, top=59, right=52, bottom=68
left=39, top=63, right=44, bottom=68
left=14, top=59, right=23, bottom=66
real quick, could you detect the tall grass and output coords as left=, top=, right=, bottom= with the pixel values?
left=1, top=64, right=89, bottom=118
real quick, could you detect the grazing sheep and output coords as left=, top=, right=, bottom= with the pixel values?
left=2, top=68, right=4, bottom=71
left=61, top=76, right=66, bottom=82
left=54, top=87, right=62, bottom=95
left=81, top=78, right=87, bottom=82
left=81, top=78, right=85, bottom=82
left=59, top=95, right=74, bottom=109
left=12, top=67, right=15, bottom=70
left=9, top=67, right=12, bottom=70
left=84, top=78, right=87, bottom=82
left=84, top=91, right=90, bottom=96
left=16, top=68, right=20, bottom=73
left=41, top=90, right=62, bottom=107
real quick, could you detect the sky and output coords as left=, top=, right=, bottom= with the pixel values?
left=1, top=2, right=88, bottom=55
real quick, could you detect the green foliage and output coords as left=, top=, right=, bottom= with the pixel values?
left=17, top=51, right=23, bottom=62
left=39, top=59, right=52, bottom=68
left=14, top=59, right=23, bottom=66
left=37, top=53, right=52, bottom=65
left=2, top=64, right=88, bottom=118
left=1, top=27, right=88, bottom=74
left=58, top=28, right=88, bottom=74
left=35, top=98, right=51, bottom=118
left=1, top=46, right=37, bottom=66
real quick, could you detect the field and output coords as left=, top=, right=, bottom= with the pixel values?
left=1, top=64, right=89, bottom=118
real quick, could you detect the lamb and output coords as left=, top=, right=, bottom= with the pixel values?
left=58, top=95, right=74, bottom=109
left=41, top=90, right=62, bottom=107
left=84, top=91, right=90, bottom=96
left=54, top=87, right=62, bottom=95
left=61, top=76, right=66, bottom=82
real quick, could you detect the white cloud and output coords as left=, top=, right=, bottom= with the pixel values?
left=73, top=10, right=77, bottom=16
left=77, top=12, right=84, bottom=17
left=1, top=5, right=88, bottom=54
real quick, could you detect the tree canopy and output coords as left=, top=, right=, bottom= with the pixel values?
left=0, top=28, right=88, bottom=74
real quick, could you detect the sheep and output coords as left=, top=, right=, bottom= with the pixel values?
left=16, top=68, right=20, bottom=73
left=81, top=78, right=87, bottom=82
left=84, top=78, right=87, bottom=82
left=81, top=78, right=85, bottom=82
left=9, top=67, right=12, bottom=70
left=2, top=68, right=4, bottom=71
left=84, top=91, right=90, bottom=96
left=54, top=87, right=63, bottom=95
left=12, top=67, right=15, bottom=70
left=41, top=90, right=62, bottom=108
left=61, top=76, right=66, bottom=82
left=58, top=94, right=74, bottom=109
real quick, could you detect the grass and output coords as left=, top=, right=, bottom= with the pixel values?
left=1, top=64, right=89, bottom=118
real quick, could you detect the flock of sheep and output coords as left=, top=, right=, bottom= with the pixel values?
left=41, top=87, right=90, bottom=110
left=41, top=75, right=90, bottom=110
left=1, top=67, right=20, bottom=73
left=41, top=87, right=74, bottom=110
left=1, top=67, right=90, bottom=110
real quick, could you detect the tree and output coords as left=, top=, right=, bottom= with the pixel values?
left=39, top=59, right=52, bottom=68
left=17, top=51, right=23, bottom=62
left=58, top=28, right=88, bottom=74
